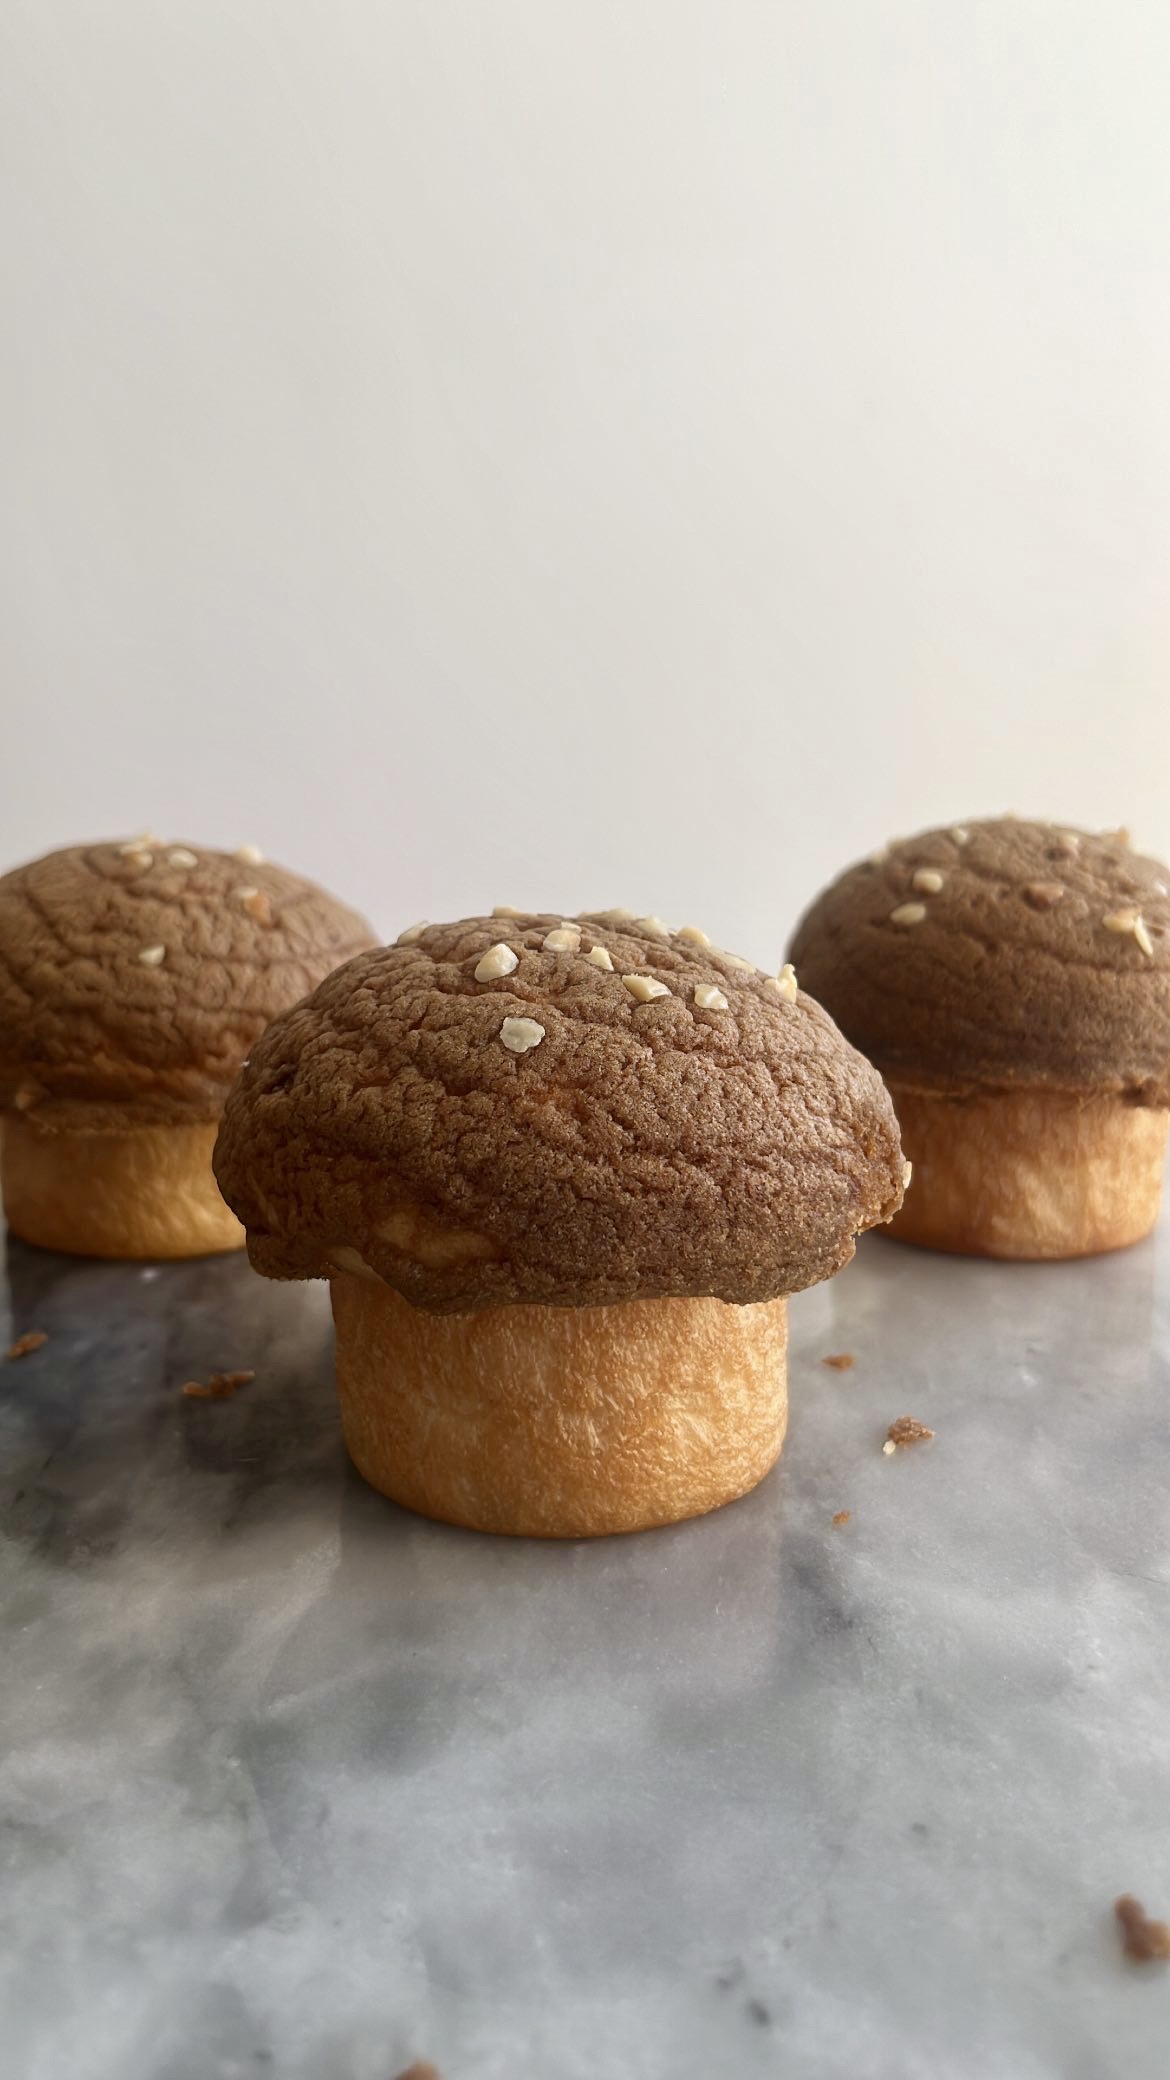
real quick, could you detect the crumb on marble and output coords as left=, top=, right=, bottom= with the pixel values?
left=1115, top=1895, right=1170, bottom=1962
left=885, top=1416, right=934, bottom=1448
left=5, top=1330, right=48, bottom=1361
left=181, top=1369, right=255, bottom=1400
left=822, top=1352, right=855, bottom=1371
left=832, top=1510, right=851, bottom=1527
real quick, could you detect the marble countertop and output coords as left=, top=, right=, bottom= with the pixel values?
left=2, top=1225, right=1169, bottom=2080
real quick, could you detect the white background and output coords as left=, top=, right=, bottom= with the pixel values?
left=3, top=3, right=1169, bottom=960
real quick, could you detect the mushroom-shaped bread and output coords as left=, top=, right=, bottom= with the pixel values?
left=789, top=818, right=1170, bottom=1259
left=0, top=838, right=375, bottom=1258
left=214, top=910, right=905, bottom=1536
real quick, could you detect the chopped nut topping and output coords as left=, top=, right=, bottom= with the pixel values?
left=869, top=846, right=890, bottom=866
left=1102, top=826, right=1131, bottom=847
left=119, top=848, right=152, bottom=870
left=822, top=1353, right=855, bottom=1371
left=396, top=922, right=429, bottom=946
left=622, top=974, right=671, bottom=1003
left=949, top=826, right=970, bottom=846
left=137, top=944, right=166, bottom=966
left=166, top=847, right=198, bottom=869
left=500, top=1015, right=545, bottom=1054
left=585, top=945, right=615, bottom=971
left=886, top=1415, right=934, bottom=1448
left=544, top=925, right=581, bottom=952
left=912, top=868, right=944, bottom=895
left=1153, top=881, right=1168, bottom=898
left=595, top=907, right=636, bottom=925
left=234, top=887, right=273, bottom=926
left=1115, top=1895, right=1170, bottom=1963
left=235, top=842, right=265, bottom=865
left=181, top=1369, right=255, bottom=1400
left=721, top=952, right=755, bottom=972
left=890, top=903, right=927, bottom=927
left=902, top=1160, right=913, bottom=1188
left=5, top=1330, right=48, bottom=1361
left=1022, top=881, right=1066, bottom=910
left=634, top=915, right=671, bottom=941
left=694, top=983, right=729, bottom=1012
left=882, top=1440, right=897, bottom=1455
left=492, top=904, right=524, bottom=918
left=678, top=924, right=711, bottom=947
left=474, top=943, right=519, bottom=982
left=831, top=1510, right=851, bottom=1528
left=766, top=963, right=798, bottom=1003
left=119, top=832, right=157, bottom=855
left=1103, top=908, right=1153, bottom=955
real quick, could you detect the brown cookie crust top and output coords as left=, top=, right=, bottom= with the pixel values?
left=213, top=911, right=905, bottom=1314
left=788, top=819, right=1170, bottom=1102
left=0, top=840, right=376, bottom=1129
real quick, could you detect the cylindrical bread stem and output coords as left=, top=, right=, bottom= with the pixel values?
left=887, top=1086, right=1168, bottom=1259
left=1, top=1115, right=244, bottom=1259
left=330, top=1272, right=788, bottom=1537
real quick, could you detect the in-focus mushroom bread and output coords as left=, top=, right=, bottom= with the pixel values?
left=0, top=837, right=376, bottom=1258
left=215, top=910, right=906, bottom=1537
left=789, top=819, right=1170, bottom=1259
left=214, top=911, right=906, bottom=1314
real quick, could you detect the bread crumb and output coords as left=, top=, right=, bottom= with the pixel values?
left=5, top=1330, right=48, bottom=1361
left=181, top=1370, right=255, bottom=1400
left=831, top=1510, right=851, bottom=1528
left=886, top=1415, right=934, bottom=1448
left=822, top=1352, right=855, bottom=1371
left=1115, top=1895, right=1170, bottom=1962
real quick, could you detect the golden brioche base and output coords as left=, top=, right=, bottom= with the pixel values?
left=330, top=1272, right=789, bottom=1537
left=1, top=1115, right=244, bottom=1259
left=886, top=1086, right=1168, bottom=1259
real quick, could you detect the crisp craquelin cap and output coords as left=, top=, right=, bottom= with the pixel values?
left=0, top=839, right=376, bottom=1129
left=789, top=817, right=1170, bottom=1102
left=213, top=910, right=905, bottom=1314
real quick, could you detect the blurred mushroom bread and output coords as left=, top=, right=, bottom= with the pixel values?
left=0, top=838, right=375, bottom=1258
left=789, top=818, right=1170, bottom=1259
left=214, top=909, right=906, bottom=1537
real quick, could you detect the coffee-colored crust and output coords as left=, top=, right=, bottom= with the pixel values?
left=332, top=1274, right=788, bottom=1537
left=0, top=842, right=375, bottom=1129
left=789, top=819, right=1170, bottom=1101
left=214, top=913, right=905, bottom=1313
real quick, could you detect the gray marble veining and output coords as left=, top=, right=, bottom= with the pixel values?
left=2, top=1225, right=1169, bottom=2080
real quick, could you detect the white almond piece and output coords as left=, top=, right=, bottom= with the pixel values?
left=694, top=983, right=729, bottom=1011
left=902, top=1160, right=914, bottom=1188
left=167, top=847, right=198, bottom=869
left=634, top=915, right=671, bottom=941
left=949, top=826, right=970, bottom=847
left=721, top=952, right=755, bottom=972
left=396, top=921, right=429, bottom=945
left=678, top=924, right=711, bottom=947
left=585, top=945, right=614, bottom=971
left=912, top=868, right=944, bottom=895
left=766, top=963, right=798, bottom=1002
left=890, top=903, right=927, bottom=927
left=500, top=1015, right=545, bottom=1054
left=492, top=904, right=524, bottom=918
left=544, top=926, right=581, bottom=952
left=138, top=944, right=166, bottom=966
left=475, top=943, right=519, bottom=982
left=622, top=974, right=671, bottom=1003
left=235, top=842, right=265, bottom=865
